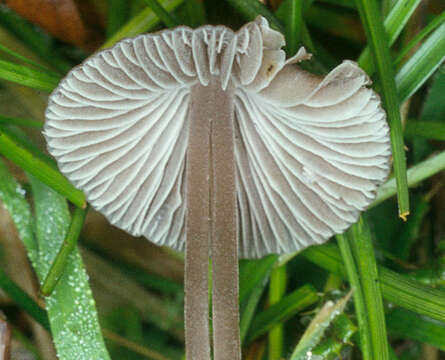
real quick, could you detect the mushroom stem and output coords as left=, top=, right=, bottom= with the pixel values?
left=185, top=82, right=212, bottom=360
left=187, top=78, right=240, bottom=360
left=209, top=83, right=240, bottom=360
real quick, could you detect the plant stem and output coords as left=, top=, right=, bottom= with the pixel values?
left=185, top=82, right=212, bottom=360
left=210, top=80, right=240, bottom=360
left=41, top=205, right=89, bottom=296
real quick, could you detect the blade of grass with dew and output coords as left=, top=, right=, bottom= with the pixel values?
left=387, top=309, right=445, bottom=351
left=394, top=12, right=445, bottom=68
left=245, top=284, right=319, bottom=343
left=0, top=128, right=86, bottom=208
left=302, top=243, right=445, bottom=322
left=0, top=114, right=42, bottom=128
left=0, top=59, right=60, bottom=91
left=29, top=176, right=111, bottom=360
left=0, top=159, right=38, bottom=265
left=41, top=206, right=89, bottom=296
left=140, top=0, right=180, bottom=28
left=357, top=0, right=422, bottom=74
left=268, top=265, right=287, bottom=360
left=290, top=292, right=351, bottom=360
left=0, top=267, right=50, bottom=330
left=102, top=0, right=185, bottom=48
left=396, top=20, right=445, bottom=103
left=355, top=0, right=409, bottom=219
left=223, top=0, right=284, bottom=32
left=373, top=150, right=445, bottom=207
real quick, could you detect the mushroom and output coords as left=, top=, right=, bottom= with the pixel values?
left=44, top=16, right=391, bottom=360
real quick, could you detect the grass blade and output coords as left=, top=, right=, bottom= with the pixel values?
left=355, top=0, right=409, bottom=219
left=337, top=232, right=373, bottom=360
left=396, top=20, right=445, bottom=103
left=140, top=0, right=180, bottom=28
left=394, top=12, right=445, bottom=67
left=404, top=121, right=445, bottom=141
left=0, top=159, right=38, bottom=265
left=290, top=292, right=351, bottom=360
left=387, top=309, right=445, bottom=351
left=0, top=267, right=50, bottom=330
left=302, top=243, right=445, bottom=322
left=245, top=284, right=319, bottom=343
left=0, top=114, right=43, bottom=128
left=268, top=265, right=287, bottom=360
left=0, top=128, right=86, bottom=208
left=285, top=0, right=303, bottom=56
left=0, top=59, right=60, bottom=91
left=30, top=177, right=111, bottom=360
left=223, top=0, right=284, bottom=32
left=102, top=0, right=185, bottom=48
left=373, top=150, right=445, bottom=207
left=357, top=0, right=422, bottom=73
left=41, top=206, right=89, bottom=296
left=344, top=217, right=390, bottom=359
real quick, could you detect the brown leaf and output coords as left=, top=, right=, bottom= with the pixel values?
left=2, top=0, right=103, bottom=50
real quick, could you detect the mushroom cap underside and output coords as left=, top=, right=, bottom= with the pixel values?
left=44, top=17, right=391, bottom=258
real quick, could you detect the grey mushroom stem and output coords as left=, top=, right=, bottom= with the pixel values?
left=186, top=78, right=240, bottom=360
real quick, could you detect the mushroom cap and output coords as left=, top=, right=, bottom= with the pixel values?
left=44, top=17, right=391, bottom=258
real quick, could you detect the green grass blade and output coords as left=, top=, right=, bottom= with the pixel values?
left=0, top=128, right=86, bottom=208
left=0, top=267, right=50, bottom=330
left=349, top=218, right=389, bottom=359
left=396, top=20, right=445, bottom=103
left=0, top=114, right=43, bottom=128
left=404, top=121, right=445, bottom=141
left=0, top=58, right=60, bottom=91
left=223, top=0, right=284, bottom=32
left=0, top=6, right=72, bottom=73
left=302, top=243, right=445, bottom=322
left=239, top=255, right=278, bottom=306
left=107, top=0, right=130, bottom=38
left=102, top=0, right=185, bottom=48
left=357, top=0, right=422, bottom=73
left=387, top=309, right=445, bottom=351
left=311, top=313, right=357, bottom=358
left=0, top=159, right=38, bottom=265
left=337, top=232, right=373, bottom=360
left=0, top=43, right=57, bottom=75
left=373, top=150, right=445, bottom=207
left=245, top=284, right=319, bottom=343
left=290, top=292, right=351, bottom=360
left=184, top=0, right=207, bottom=27
left=268, top=265, right=287, bottom=360
left=240, top=278, right=267, bottom=344
left=140, top=0, right=180, bottom=28
left=394, top=12, right=445, bottom=67
left=355, top=0, right=409, bottom=219
left=41, top=206, right=89, bottom=296
left=285, top=0, right=303, bottom=56
left=30, top=177, right=111, bottom=360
